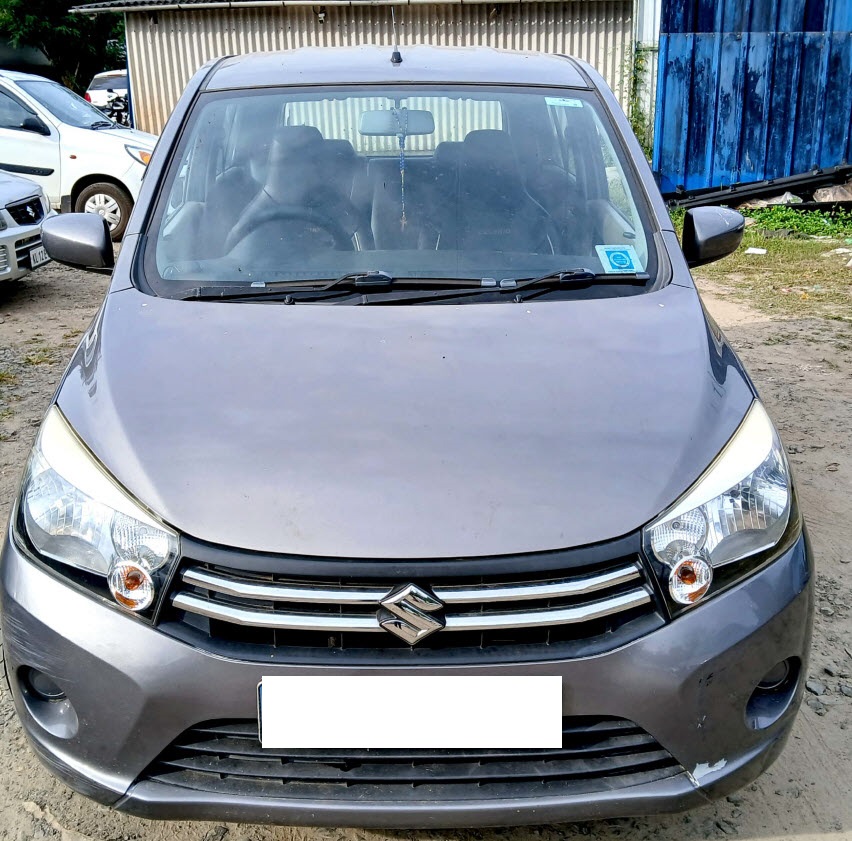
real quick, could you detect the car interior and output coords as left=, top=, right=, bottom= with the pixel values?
left=156, top=90, right=646, bottom=280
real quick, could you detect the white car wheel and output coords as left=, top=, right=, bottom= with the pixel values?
left=74, top=182, right=133, bottom=241
left=84, top=193, right=122, bottom=230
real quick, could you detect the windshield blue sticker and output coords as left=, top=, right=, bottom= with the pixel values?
left=545, top=96, right=584, bottom=108
left=595, top=244, right=641, bottom=273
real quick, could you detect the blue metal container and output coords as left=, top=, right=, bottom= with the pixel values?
left=653, top=0, right=852, bottom=196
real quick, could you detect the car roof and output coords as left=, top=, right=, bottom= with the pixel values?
left=92, top=70, right=127, bottom=80
left=0, top=69, right=51, bottom=83
left=205, top=45, right=590, bottom=92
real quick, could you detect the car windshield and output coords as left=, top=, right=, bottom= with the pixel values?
left=18, top=80, right=115, bottom=129
left=148, top=85, right=656, bottom=301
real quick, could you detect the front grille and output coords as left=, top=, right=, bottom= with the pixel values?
left=14, top=234, right=41, bottom=268
left=6, top=196, right=44, bottom=226
left=0, top=245, right=7, bottom=271
left=141, top=717, right=685, bottom=802
left=161, top=541, right=663, bottom=662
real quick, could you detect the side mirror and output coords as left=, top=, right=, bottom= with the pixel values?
left=21, top=115, right=50, bottom=136
left=42, top=213, right=114, bottom=272
left=681, top=206, right=745, bottom=267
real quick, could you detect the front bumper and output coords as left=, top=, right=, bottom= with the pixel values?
left=0, top=217, right=53, bottom=282
left=0, top=526, right=813, bottom=828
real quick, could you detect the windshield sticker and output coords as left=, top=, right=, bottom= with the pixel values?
left=595, top=244, right=641, bottom=273
left=545, top=96, right=584, bottom=108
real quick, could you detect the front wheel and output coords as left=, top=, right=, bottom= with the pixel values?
left=75, top=182, right=133, bottom=241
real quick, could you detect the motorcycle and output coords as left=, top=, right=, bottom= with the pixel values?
left=104, top=89, right=131, bottom=127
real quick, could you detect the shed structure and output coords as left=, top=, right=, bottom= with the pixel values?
left=72, top=0, right=639, bottom=136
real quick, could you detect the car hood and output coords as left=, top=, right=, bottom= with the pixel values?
left=57, top=282, right=755, bottom=559
left=64, top=124, right=157, bottom=147
left=0, top=171, right=40, bottom=204
left=104, top=126, right=157, bottom=147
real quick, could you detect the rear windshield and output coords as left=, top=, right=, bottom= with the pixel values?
left=88, top=74, right=127, bottom=92
left=147, top=85, right=657, bottom=301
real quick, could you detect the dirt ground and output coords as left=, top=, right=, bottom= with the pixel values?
left=0, top=263, right=850, bottom=841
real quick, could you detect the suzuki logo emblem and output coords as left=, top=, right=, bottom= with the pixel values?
left=378, top=583, right=445, bottom=644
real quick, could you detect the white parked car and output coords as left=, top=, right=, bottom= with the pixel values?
left=0, top=70, right=156, bottom=239
left=0, top=170, right=53, bottom=281
left=85, top=69, right=128, bottom=109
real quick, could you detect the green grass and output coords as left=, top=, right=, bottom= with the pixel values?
left=0, top=369, right=19, bottom=387
left=695, top=231, right=852, bottom=320
left=667, top=206, right=852, bottom=320
left=23, top=348, right=58, bottom=366
left=742, top=205, right=852, bottom=238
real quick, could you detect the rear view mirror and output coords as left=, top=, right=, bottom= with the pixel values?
left=359, top=108, right=435, bottom=137
left=42, top=213, right=114, bottom=272
left=22, top=115, right=49, bottom=136
left=681, top=206, right=745, bottom=267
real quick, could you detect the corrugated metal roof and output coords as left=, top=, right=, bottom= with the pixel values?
left=73, top=0, right=603, bottom=12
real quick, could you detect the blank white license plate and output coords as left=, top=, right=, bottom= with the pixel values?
left=259, top=675, right=563, bottom=749
left=29, top=246, right=49, bottom=268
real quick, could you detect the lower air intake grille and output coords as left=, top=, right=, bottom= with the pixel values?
left=142, top=717, right=685, bottom=802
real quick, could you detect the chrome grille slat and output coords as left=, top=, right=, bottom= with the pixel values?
left=171, top=587, right=651, bottom=632
left=435, top=565, right=641, bottom=603
left=182, top=567, right=389, bottom=604
left=180, top=563, right=642, bottom=605
left=445, top=589, right=651, bottom=630
left=171, top=593, right=385, bottom=631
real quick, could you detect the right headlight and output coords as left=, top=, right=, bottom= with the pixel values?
left=19, top=405, right=178, bottom=613
left=645, top=400, right=791, bottom=606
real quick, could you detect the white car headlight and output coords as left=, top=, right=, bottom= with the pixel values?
left=125, top=144, right=152, bottom=166
left=645, top=400, right=790, bottom=604
left=20, top=406, right=178, bottom=611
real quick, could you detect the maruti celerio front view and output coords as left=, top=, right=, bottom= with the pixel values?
left=0, top=46, right=812, bottom=828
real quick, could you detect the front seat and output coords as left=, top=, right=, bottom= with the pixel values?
left=224, top=126, right=363, bottom=254
left=440, top=130, right=556, bottom=254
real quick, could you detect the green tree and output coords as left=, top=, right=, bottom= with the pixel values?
left=0, top=0, right=125, bottom=92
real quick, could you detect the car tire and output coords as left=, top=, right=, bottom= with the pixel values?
left=74, top=182, right=133, bottom=241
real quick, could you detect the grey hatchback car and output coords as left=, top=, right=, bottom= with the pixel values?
left=1, top=46, right=812, bottom=828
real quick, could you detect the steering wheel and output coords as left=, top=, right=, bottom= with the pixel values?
left=225, top=203, right=355, bottom=253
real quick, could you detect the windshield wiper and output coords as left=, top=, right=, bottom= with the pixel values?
left=180, top=271, right=488, bottom=301
left=90, top=120, right=116, bottom=129
left=180, top=271, right=397, bottom=301
left=179, top=268, right=648, bottom=304
left=356, top=268, right=650, bottom=305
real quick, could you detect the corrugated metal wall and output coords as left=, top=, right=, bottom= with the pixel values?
left=126, top=2, right=633, bottom=134
left=653, top=0, right=852, bottom=194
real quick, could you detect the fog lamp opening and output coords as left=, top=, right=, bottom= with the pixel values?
left=746, top=657, right=800, bottom=730
left=23, top=667, right=66, bottom=702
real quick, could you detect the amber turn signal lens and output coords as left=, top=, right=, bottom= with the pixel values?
left=668, top=555, right=713, bottom=605
left=108, top=561, right=155, bottom=611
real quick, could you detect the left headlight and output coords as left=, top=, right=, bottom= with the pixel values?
left=125, top=144, right=152, bottom=166
left=20, top=406, right=178, bottom=611
left=645, top=400, right=790, bottom=605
